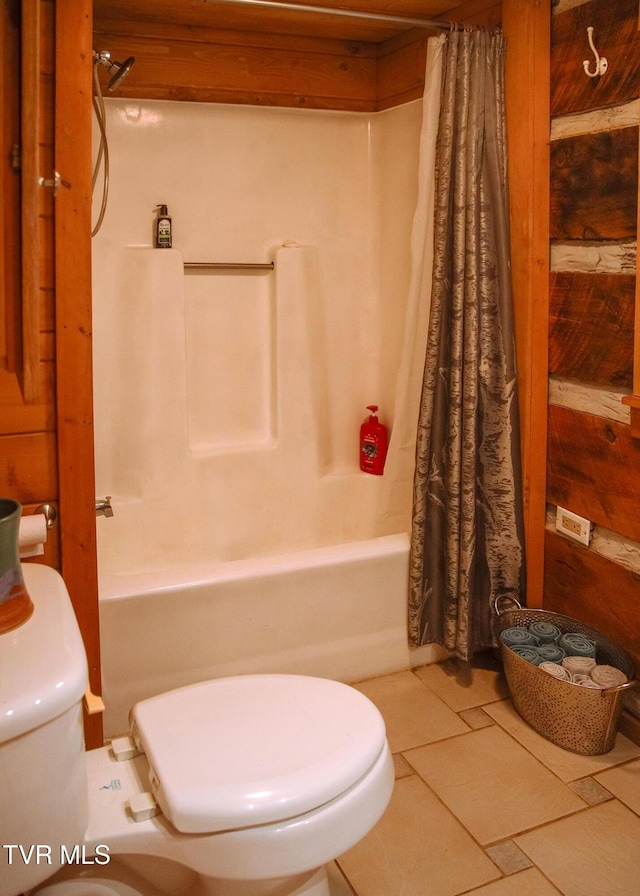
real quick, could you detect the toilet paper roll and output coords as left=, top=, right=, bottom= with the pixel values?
left=18, top=513, right=48, bottom=558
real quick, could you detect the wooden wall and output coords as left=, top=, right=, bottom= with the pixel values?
left=503, top=0, right=551, bottom=609
left=93, top=0, right=501, bottom=112
left=545, top=0, right=640, bottom=713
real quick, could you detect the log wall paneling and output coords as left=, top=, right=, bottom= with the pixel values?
left=375, top=29, right=427, bottom=110
left=550, top=127, right=638, bottom=241
left=549, top=272, right=635, bottom=390
left=547, top=403, right=640, bottom=545
left=92, top=23, right=379, bottom=111
left=546, top=0, right=640, bottom=734
left=621, top=53, right=640, bottom=438
left=544, top=529, right=640, bottom=675
left=551, top=0, right=640, bottom=118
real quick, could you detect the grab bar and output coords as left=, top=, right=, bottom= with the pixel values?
left=184, top=262, right=274, bottom=272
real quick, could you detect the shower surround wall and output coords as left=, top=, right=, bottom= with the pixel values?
left=93, top=98, right=421, bottom=574
left=92, top=99, right=430, bottom=732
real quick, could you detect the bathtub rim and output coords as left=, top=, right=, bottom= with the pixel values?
left=97, top=532, right=411, bottom=602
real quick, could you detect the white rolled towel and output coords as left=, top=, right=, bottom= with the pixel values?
left=578, top=678, right=602, bottom=689
left=590, top=665, right=628, bottom=689
left=562, top=655, right=596, bottom=677
left=539, top=661, right=571, bottom=681
left=571, top=673, right=591, bottom=685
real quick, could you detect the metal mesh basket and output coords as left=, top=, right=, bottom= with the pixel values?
left=493, top=598, right=638, bottom=755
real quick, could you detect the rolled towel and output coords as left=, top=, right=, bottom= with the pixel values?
left=539, top=661, right=571, bottom=681
left=511, top=645, right=543, bottom=665
left=579, top=678, right=603, bottom=689
left=529, top=621, right=562, bottom=644
left=590, top=664, right=628, bottom=689
left=536, top=643, right=566, bottom=664
left=500, top=627, right=539, bottom=649
left=563, top=656, right=596, bottom=677
left=571, top=673, right=591, bottom=684
left=559, top=632, right=596, bottom=658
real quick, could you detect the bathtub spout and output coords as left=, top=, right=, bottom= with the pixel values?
left=95, top=496, right=114, bottom=518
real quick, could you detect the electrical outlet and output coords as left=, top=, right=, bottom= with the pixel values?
left=555, top=505, right=592, bottom=546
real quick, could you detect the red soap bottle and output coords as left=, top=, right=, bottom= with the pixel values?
left=360, top=405, right=388, bottom=475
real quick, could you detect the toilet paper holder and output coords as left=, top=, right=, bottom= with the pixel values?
left=34, top=502, right=57, bottom=528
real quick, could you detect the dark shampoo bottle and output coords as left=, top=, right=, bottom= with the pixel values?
left=156, top=205, right=172, bottom=248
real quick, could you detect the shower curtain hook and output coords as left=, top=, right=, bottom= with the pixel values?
left=583, top=26, right=607, bottom=78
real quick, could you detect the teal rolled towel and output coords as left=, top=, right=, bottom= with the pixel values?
left=529, top=621, right=562, bottom=644
left=500, top=627, right=539, bottom=649
left=536, top=643, right=566, bottom=663
left=559, top=632, right=596, bottom=658
left=511, top=645, right=543, bottom=665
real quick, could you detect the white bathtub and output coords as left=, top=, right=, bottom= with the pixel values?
left=99, top=533, right=442, bottom=737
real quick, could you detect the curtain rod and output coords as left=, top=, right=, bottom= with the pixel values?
left=205, top=0, right=461, bottom=31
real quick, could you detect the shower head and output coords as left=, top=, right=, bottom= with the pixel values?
left=107, top=56, right=135, bottom=91
left=93, top=50, right=136, bottom=92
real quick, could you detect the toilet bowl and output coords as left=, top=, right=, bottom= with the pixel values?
left=0, top=564, right=394, bottom=896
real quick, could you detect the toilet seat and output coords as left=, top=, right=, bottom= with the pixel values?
left=130, top=674, right=386, bottom=835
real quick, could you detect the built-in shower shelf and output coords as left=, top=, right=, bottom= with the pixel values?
left=184, top=262, right=275, bottom=271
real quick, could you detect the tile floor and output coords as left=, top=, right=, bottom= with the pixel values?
left=327, top=660, right=640, bottom=896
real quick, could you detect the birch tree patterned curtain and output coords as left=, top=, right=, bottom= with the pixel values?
left=408, top=29, right=526, bottom=661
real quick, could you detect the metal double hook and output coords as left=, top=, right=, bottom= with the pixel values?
left=583, top=26, right=608, bottom=78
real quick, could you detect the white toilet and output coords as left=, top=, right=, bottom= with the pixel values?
left=0, top=565, right=394, bottom=896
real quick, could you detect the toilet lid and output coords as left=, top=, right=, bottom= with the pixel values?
left=130, top=674, right=386, bottom=834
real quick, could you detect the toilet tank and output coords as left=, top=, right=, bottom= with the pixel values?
left=0, top=564, right=89, bottom=896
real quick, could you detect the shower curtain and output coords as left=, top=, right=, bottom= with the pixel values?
left=408, top=29, right=526, bottom=660
left=377, top=34, right=445, bottom=536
